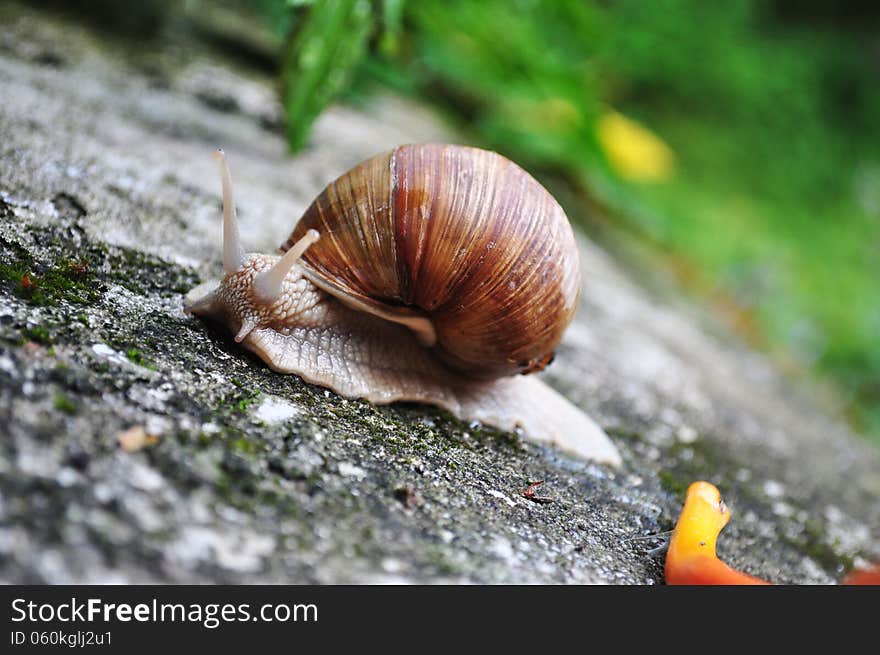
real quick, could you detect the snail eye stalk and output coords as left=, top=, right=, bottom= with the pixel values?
left=253, top=229, right=321, bottom=304
left=215, top=148, right=245, bottom=274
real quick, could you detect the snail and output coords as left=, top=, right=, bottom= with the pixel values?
left=184, top=144, right=620, bottom=466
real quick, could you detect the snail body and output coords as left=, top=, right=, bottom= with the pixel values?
left=184, top=145, right=620, bottom=466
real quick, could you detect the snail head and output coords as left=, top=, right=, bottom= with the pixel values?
left=183, top=149, right=320, bottom=343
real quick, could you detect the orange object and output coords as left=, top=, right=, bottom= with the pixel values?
left=665, top=480, right=880, bottom=585
left=665, top=481, right=770, bottom=585
left=842, top=565, right=880, bottom=585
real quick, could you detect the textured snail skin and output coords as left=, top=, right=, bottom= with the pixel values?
left=184, top=146, right=621, bottom=467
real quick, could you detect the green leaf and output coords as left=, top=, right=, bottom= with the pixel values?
left=281, top=0, right=374, bottom=152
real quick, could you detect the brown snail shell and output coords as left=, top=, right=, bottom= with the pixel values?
left=282, top=144, right=580, bottom=379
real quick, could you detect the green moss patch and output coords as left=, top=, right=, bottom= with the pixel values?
left=0, top=255, right=99, bottom=307
left=0, top=221, right=199, bottom=309
left=124, top=348, right=156, bottom=370
left=53, top=392, right=79, bottom=414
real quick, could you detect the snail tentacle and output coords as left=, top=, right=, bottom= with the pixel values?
left=214, top=148, right=245, bottom=274
left=253, top=229, right=320, bottom=304
left=234, top=315, right=258, bottom=343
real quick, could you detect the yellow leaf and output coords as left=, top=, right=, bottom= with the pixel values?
left=597, top=110, right=675, bottom=182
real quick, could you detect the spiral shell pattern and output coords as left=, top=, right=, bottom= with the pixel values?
left=282, top=144, right=580, bottom=379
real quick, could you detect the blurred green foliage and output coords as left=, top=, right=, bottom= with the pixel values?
left=253, top=0, right=880, bottom=441
left=252, top=0, right=404, bottom=149
left=280, top=0, right=372, bottom=150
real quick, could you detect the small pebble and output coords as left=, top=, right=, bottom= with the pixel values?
left=117, top=426, right=160, bottom=453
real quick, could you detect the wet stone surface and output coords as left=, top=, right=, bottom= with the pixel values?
left=0, top=2, right=878, bottom=583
